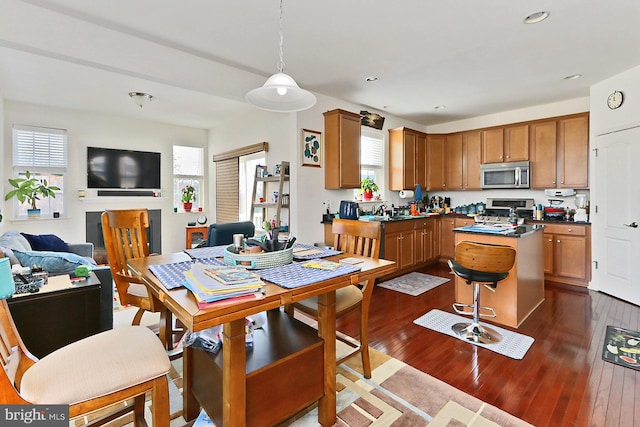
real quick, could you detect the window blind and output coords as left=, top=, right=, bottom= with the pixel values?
left=12, top=125, right=67, bottom=168
left=361, top=133, right=383, bottom=167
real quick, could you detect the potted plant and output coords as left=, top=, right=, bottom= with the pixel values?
left=361, top=177, right=379, bottom=201
left=181, top=184, right=196, bottom=212
left=4, top=171, right=60, bottom=218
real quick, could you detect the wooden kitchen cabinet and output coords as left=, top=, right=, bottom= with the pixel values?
left=383, top=220, right=415, bottom=271
left=558, top=113, right=589, bottom=188
left=482, top=124, right=529, bottom=163
left=530, top=120, right=558, bottom=188
left=415, top=218, right=439, bottom=263
left=389, top=127, right=427, bottom=190
left=439, top=217, right=475, bottom=260
left=445, top=133, right=463, bottom=190
left=462, top=131, right=482, bottom=189
left=543, top=223, right=591, bottom=287
left=427, top=134, right=446, bottom=191
left=324, top=109, right=361, bottom=189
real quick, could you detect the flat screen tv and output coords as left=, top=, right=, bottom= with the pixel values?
left=87, top=147, right=161, bottom=189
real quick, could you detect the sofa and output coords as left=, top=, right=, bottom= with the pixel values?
left=0, top=230, right=113, bottom=331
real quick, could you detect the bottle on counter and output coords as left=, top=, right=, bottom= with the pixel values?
left=536, top=204, right=543, bottom=220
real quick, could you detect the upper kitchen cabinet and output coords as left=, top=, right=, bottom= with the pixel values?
left=530, top=113, right=589, bottom=189
left=446, top=131, right=481, bottom=190
left=427, top=134, right=446, bottom=191
left=324, top=109, right=361, bottom=189
left=482, top=124, right=529, bottom=163
left=389, top=127, right=427, bottom=190
left=558, top=113, right=589, bottom=189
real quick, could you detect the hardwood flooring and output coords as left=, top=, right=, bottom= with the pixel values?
left=335, top=263, right=640, bottom=427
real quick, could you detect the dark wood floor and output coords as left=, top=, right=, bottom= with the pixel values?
left=335, top=263, right=640, bottom=427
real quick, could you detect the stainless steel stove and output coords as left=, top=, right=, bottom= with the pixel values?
left=475, top=198, right=535, bottom=225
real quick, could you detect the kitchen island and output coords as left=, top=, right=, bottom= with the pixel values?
left=453, top=224, right=545, bottom=328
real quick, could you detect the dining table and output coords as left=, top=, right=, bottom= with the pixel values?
left=127, top=248, right=396, bottom=427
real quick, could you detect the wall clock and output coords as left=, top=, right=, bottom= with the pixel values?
left=197, top=214, right=207, bottom=225
left=607, top=90, right=624, bottom=109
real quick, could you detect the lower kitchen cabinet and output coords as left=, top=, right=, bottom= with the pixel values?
left=415, top=218, right=440, bottom=263
left=383, top=220, right=415, bottom=271
left=440, top=216, right=475, bottom=261
left=542, top=223, right=591, bottom=286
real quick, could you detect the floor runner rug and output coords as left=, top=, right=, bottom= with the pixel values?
left=413, top=309, right=535, bottom=360
left=602, top=325, right=640, bottom=371
left=377, top=272, right=449, bottom=296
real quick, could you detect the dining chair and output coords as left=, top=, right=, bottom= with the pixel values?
left=101, top=209, right=177, bottom=352
left=286, top=218, right=381, bottom=378
left=0, top=297, right=171, bottom=426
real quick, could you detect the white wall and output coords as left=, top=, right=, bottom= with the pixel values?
left=590, top=64, right=640, bottom=135
left=2, top=100, right=208, bottom=253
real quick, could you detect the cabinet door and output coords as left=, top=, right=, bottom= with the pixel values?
left=324, top=109, right=361, bottom=189
left=543, top=233, right=554, bottom=274
left=440, top=218, right=456, bottom=259
left=555, top=234, right=587, bottom=280
left=445, top=133, right=463, bottom=190
left=402, top=131, right=417, bottom=190
left=427, top=134, right=446, bottom=190
left=462, top=131, right=482, bottom=189
left=530, top=121, right=558, bottom=189
left=558, top=114, right=589, bottom=188
left=383, top=231, right=400, bottom=264
left=415, top=132, right=428, bottom=190
left=415, top=221, right=433, bottom=263
left=399, top=231, right=415, bottom=269
left=482, top=128, right=505, bottom=163
left=504, top=124, right=529, bottom=162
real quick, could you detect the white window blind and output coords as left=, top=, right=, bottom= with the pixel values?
left=173, top=145, right=204, bottom=176
left=12, top=125, right=67, bottom=168
left=361, top=133, right=383, bottom=166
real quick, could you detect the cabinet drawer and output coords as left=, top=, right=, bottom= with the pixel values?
left=543, top=223, right=587, bottom=236
left=384, top=220, right=416, bottom=233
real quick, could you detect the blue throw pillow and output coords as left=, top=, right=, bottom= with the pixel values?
left=20, top=233, right=71, bottom=253
left=13, top=250, right=95, bottom=274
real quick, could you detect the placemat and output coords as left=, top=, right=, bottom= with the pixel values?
left=258, top=262, right=360, bottom=289
left=292, top=243, right=342, bottom=260
left=413, top=309, right=535, bottom=360
left=148, top=259, right=224, bottom=290
left=184, top=245, right=227, bottom=259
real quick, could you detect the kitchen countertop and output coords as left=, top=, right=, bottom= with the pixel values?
left=453, top=224, right=544, bottom=238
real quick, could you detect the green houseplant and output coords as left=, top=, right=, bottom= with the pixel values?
left=361, top=177, right=379, bottom=201
left=5, top=171, right=59, bottom=217
left=181, top=184, right=196, bottom=212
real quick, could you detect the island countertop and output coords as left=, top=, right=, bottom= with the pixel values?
left=453, top=223, right=545, bottom=238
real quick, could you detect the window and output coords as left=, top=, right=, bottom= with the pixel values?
left=11, top=125, right=67, bottom=218
left=239, top=152, right=266, bottom=223
left=173, top=145, right=204, bottom=211
left=355, top=129, right=385, bottom=199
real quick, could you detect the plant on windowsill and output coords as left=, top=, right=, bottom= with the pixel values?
left=4, top=171, right=60, bottom=218
left=360, top=177, right=379, bottom=201
left=181, top=185, right=196, bottom=212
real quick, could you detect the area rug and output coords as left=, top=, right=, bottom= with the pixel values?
left=376, top=272, right=450, bottom=296
left=413, top=309, right=535, bottom=360
left=602, top=325, right=640, bottom=371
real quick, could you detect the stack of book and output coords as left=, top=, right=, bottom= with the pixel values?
left=184, top=263, right=265, bottom=308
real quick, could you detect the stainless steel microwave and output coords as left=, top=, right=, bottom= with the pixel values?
left=481, top=161, right=530, bottom=189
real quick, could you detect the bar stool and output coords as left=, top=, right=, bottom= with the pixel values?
left=448, top=241, right=516, bottom=344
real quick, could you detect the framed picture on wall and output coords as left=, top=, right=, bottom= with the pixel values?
left=301, top=129, right=322, bottom=167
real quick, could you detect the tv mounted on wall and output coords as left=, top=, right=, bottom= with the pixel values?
left=87, top=147, right=161, bottom=189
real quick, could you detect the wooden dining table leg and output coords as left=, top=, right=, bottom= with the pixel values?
left=317, top=290, right=337, bottom=427
left=182, top=345, right=200, bottom=421
left=222, top=318, right=247, bottom=426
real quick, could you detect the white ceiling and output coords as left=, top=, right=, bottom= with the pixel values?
left=1, top=0, right=639, bottom=129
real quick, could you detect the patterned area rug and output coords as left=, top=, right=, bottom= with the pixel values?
left=376, top=272, right=450, bottom=296
left=413, top=309, right=535, bottom=360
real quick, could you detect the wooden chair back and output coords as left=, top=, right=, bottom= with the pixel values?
left=332, top=219, right=381, bottom=259
left=101, top=209, right=152, bottom=307
left=455, top=241, right=516, bottom=274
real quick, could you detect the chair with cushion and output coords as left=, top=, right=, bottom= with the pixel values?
left=285, top=218, right=381, bottom=378
left=0, top=295, right=171, bottom=427
left=448, top=241, right=516, bottom=344
left=101, top=209, right=177, bottom=352
left=206, top=221, right=255, bottom=246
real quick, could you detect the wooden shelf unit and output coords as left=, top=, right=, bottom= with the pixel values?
left=250, top=161, right=290, bottom=232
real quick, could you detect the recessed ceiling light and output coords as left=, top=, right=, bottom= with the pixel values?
left=365, top=76, right=379, bottom=82
left=524, top=11, right=550, bottom=24
left=434, top=105, right=446, bottom=110
left=563, top=74, right=582, bottom=81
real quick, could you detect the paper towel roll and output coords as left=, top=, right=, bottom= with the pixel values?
left=399, top=190, right=415, bottom=199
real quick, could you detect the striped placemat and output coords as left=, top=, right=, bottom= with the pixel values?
left=184, top=245, right=228, bottom=259
left=258, top=262, right=360, bottom=289
left=291, top=243, right=342, bottom=260
left=148, top=258, right=225, bottom=290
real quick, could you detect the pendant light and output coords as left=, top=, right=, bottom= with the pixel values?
left=246, top=0, right=316, bottom=112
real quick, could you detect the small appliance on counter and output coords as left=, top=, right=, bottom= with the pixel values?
left=339, top=200, right=359, bottom=220
left=544, top=199, right=565, bottom=220
left=574, top=194, right=589, bottom=222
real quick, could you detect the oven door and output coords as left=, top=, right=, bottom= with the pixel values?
left=481, top=162, right=530, bottom=189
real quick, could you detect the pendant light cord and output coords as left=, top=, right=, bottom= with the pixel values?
left=277, top=0, right=285, bottom=73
